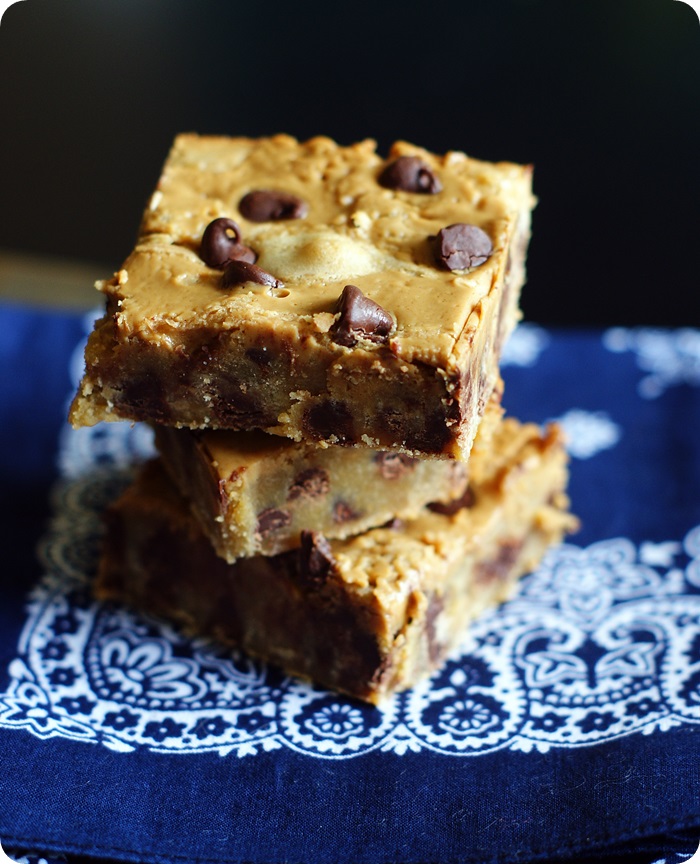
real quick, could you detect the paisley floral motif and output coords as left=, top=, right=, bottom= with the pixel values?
left=500, top=322, right=550, bottom=367
left=1, top=460, right=699, bottom=759
left=305, top=703, right=366, bottom=739
left=603, top=327, right=700, bottom=398
left=3, top=317, right=700, bottom=762
left=550, top=409, right=622, bottom=459
left=96, top=630, right=206, bottom=703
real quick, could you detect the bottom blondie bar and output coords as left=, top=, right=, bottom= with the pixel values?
left=95, top=418, right=577, bottom=704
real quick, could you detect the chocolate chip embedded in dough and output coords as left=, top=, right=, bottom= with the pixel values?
left=287, top=467, right=330, bottom=501
left=221, top=260, right=284, bottom=290
left=245, top=346, right=273, bottom=368
left=374, top=451, right=418, bottom=480
left=332, top=500, right=360, bottom=524
left=427, top=485, right=475, bottom=516
left=433, top=224, right=493, bottom=271
left=407, top=407, right=454, bottom=455
left=378, top=156, right=442, bottom=194
left=475, top=539, right=522, bottom=585
left=425, top=593, right=445, bottom=664
left=239, top=189, right=309, bottom=222
left=256, top=508, right=292, bottom=537
left=331, top=284, right=393, bottom=347
left=303, top=400, right=354, bottom=443
left=299, top=530, right=338, bottom=583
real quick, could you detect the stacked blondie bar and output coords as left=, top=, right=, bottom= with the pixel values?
left=69, top=134, right=577, bottom=704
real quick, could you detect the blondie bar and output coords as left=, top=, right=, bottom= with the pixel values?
left=96, top=418, right=577, bottom=703
left=153, top=385, right=502, bottom=561
left=70, top=135, right=534, bottom=458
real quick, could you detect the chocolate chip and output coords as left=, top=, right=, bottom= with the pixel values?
left=377, top=405, right=451, bottom=454
left=287, top=467, right=330, bottom=501
left=414, top=409, right=454, bottom=455
left=425, top=593, right=445, bottom=664
left=245, top=346, right=273, bottom=367
left=120, top=375, right=170, bottom=423
left=427, top=485, right=475, bottom=516
left=256, top=508, right=292, bottom=537
left=227, top=243, right=258, bottom=265
left=331, top=285, right=393, bottom=347
left=332, top=500, right=360, bottom=524
left=221, top=260, right=283, bottom=290
left=475, top=539, right=522, bottom=585
left=200, top=218, right=244, bottom=268
left=379, top=156, right=442, bottom=194
left=239, top=190, right=308, bottom=222
left=299, top=530, right=338, bottom=584
left=374, top=452, right=417, bottom=480
left=304, top=400, right=354, bottom=443
left=433, top=224, right=493, bottom=271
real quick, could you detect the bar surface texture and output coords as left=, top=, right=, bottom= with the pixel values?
left=70, top=134, right=534, bottom=458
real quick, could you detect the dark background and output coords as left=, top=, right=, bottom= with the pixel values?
left=0, top=0, right=698, bottom=327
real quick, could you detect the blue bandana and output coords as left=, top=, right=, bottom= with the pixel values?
left=1, top=306, right=699, bottom=863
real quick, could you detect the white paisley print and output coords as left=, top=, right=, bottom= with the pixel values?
left=500, top=322, right=550, bottom=368
left=603, top=327, right=700, bottom=398
left=1, top=322, right=698, bottom=761
left=1, top=455, right=699, bottom=760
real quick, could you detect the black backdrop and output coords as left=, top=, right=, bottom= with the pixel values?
left=1, top=0, right=698, bottom=327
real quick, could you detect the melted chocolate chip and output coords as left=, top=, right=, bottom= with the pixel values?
left=299, top=530, right=338, bottom=584
left=256, top=508, right=292, bottom=537
left=379, top=156, right=442, bottom=194
left=427, top=485, right=475, bottom=516
left=414, top=409, right=454, bottom=455
left=200, top=218, right=244, bottom=268
left=303, top=400, right=354, bottom=443
left=332, top=500, right=360, bottom=524
left=120, top=375, right=170, bottom=423
left=331, top=284, right=393, bottom=347
left=221, top=260, right=283, bottom=290
left=374, top=452, right=417, bottom=480
left=433, top=224, right=493, bottom=271
left=287, top=467, right=330, bottom=501
left=475, top=539, right=522, bottom=585
left=239, top=189, right=308, bottom=222
left=245, top=346, right=273, bottom=367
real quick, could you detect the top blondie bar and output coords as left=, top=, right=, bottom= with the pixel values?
left=69, top=134, right=534, bottom=458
